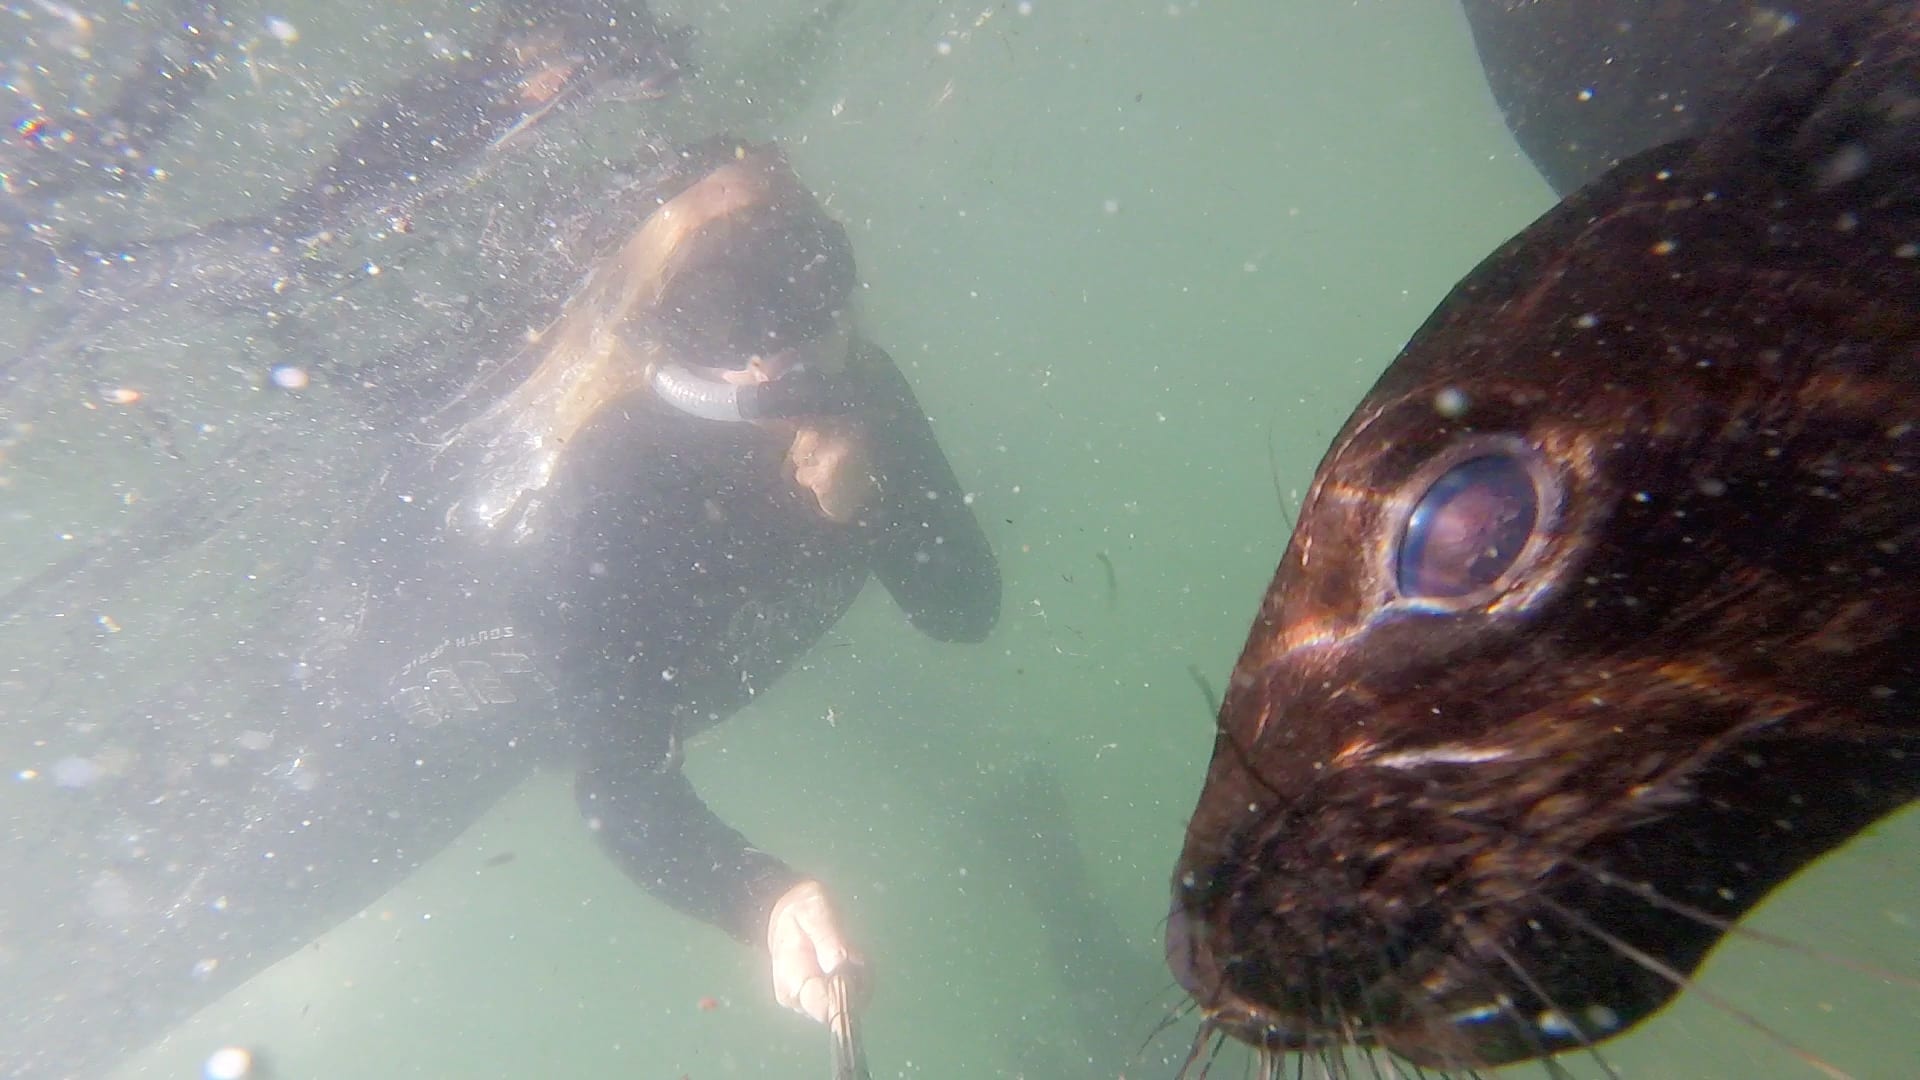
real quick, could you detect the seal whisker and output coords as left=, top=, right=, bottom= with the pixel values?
left=1534, top=895, right=1856, bottom=1080
left=1476, top=932, right=1624, bottom=1080
left=1357, top=1042, right=1400, bottom=1080
left=1312, top=916, right=1355, bottom=1060
left=1175, top=1020, right=1231, bottom=1080
left=1206, top=1025, right=1237, bottom=1079
left=1347, top=946, right=1410, bottom=1079
left=1172, top=1026, right=1207, bottom=1080
left=1129, top=987, right=1204, bottom=1076
left=1449, top=808, right=1908, bottom=1076
left=1548, top=847, right=1920, bottom=991
left=1357, top=1038, right=1394, bottom=1079
left=1265, top=416, right=1299, bottom=534
left=1453, top=800, right=1909, bottom=1076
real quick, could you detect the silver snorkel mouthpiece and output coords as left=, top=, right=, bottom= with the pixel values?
left=649, top=318, right=863, bottom=423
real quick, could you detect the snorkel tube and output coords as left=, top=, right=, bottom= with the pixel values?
left=649, top=360, right=867, bottom=422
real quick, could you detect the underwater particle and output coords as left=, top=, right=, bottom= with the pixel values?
left=1584, top=1003, right=1622, bottom=1033
left=268, top=364, right=309, bottom=390
left=697, top=995, right=722, bottom=1011
left=263, top=15, right=299, bottom=44
left=1101, top=198, right=1120, bottom=214
left=99, top=386, right=142, bottom=405
left=202, top=1045, right=254, bottom=1080
left=1433, top=386, right=1469, bottom=419
left=1816, top=143, right=1870, bottom=187
left=935, top=38, right=952, bottom=56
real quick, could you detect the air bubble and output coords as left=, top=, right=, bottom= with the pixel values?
left=203, top=1046, right=254, bottom=1080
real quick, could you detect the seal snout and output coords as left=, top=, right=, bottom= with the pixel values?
left=1162, top=903, right=1203, bottom=998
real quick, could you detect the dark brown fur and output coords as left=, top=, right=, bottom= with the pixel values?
left=1169, top=8, right=1920, bottom=1071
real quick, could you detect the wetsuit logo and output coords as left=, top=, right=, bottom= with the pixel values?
left=389, top=626, right=550, bottom=727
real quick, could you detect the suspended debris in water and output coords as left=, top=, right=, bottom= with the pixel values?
left=1095, top=550, right=1118, bottom=609
left=1185, top=664, right=1219, bottom=718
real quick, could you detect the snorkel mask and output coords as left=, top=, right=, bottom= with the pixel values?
left=447, top=141, right=867, bottom=539
left=641, top=143, right=866, bottom=423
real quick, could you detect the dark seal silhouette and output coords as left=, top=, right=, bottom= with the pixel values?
left=1457, top=0, right=1848, bottom=196
left=1169, top=6, right=1919, bottom=1074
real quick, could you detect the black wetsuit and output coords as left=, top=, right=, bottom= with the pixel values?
left=0, top=342, right=996, bottom=1078
left=340, top=339, right=999, bottom=940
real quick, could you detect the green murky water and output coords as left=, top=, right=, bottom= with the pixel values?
left=2, top=2, right=1913, bottom=1077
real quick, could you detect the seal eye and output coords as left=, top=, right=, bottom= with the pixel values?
left=1396, top=454, right=1539, bottom=600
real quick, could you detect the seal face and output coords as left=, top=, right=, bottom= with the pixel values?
left=1170, top=9, right=1920, bottom=1071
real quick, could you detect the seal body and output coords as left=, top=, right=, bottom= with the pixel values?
left=1460, top=0, right=1855, bottom=196
left=1170, top=7, right=1920, bottom=1070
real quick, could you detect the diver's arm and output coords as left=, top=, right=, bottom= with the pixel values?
left=574, top=720, right=800, bottom=943
left=574, top=719, right=867, bottom=1023
left=851, top=339, right=1002, bottom=642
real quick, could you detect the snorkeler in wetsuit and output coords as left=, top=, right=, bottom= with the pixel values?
left=326, top=135, right=999, bottom=1025
left=0, top=137, right=995, bottom=1080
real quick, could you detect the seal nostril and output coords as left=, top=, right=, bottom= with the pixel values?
left=1395, top=453, right=1540, bottom=600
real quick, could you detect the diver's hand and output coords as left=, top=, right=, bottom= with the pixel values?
left=787, top=418, right=876, bottom=523
left=767, top=879, right=870, bottom=1025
